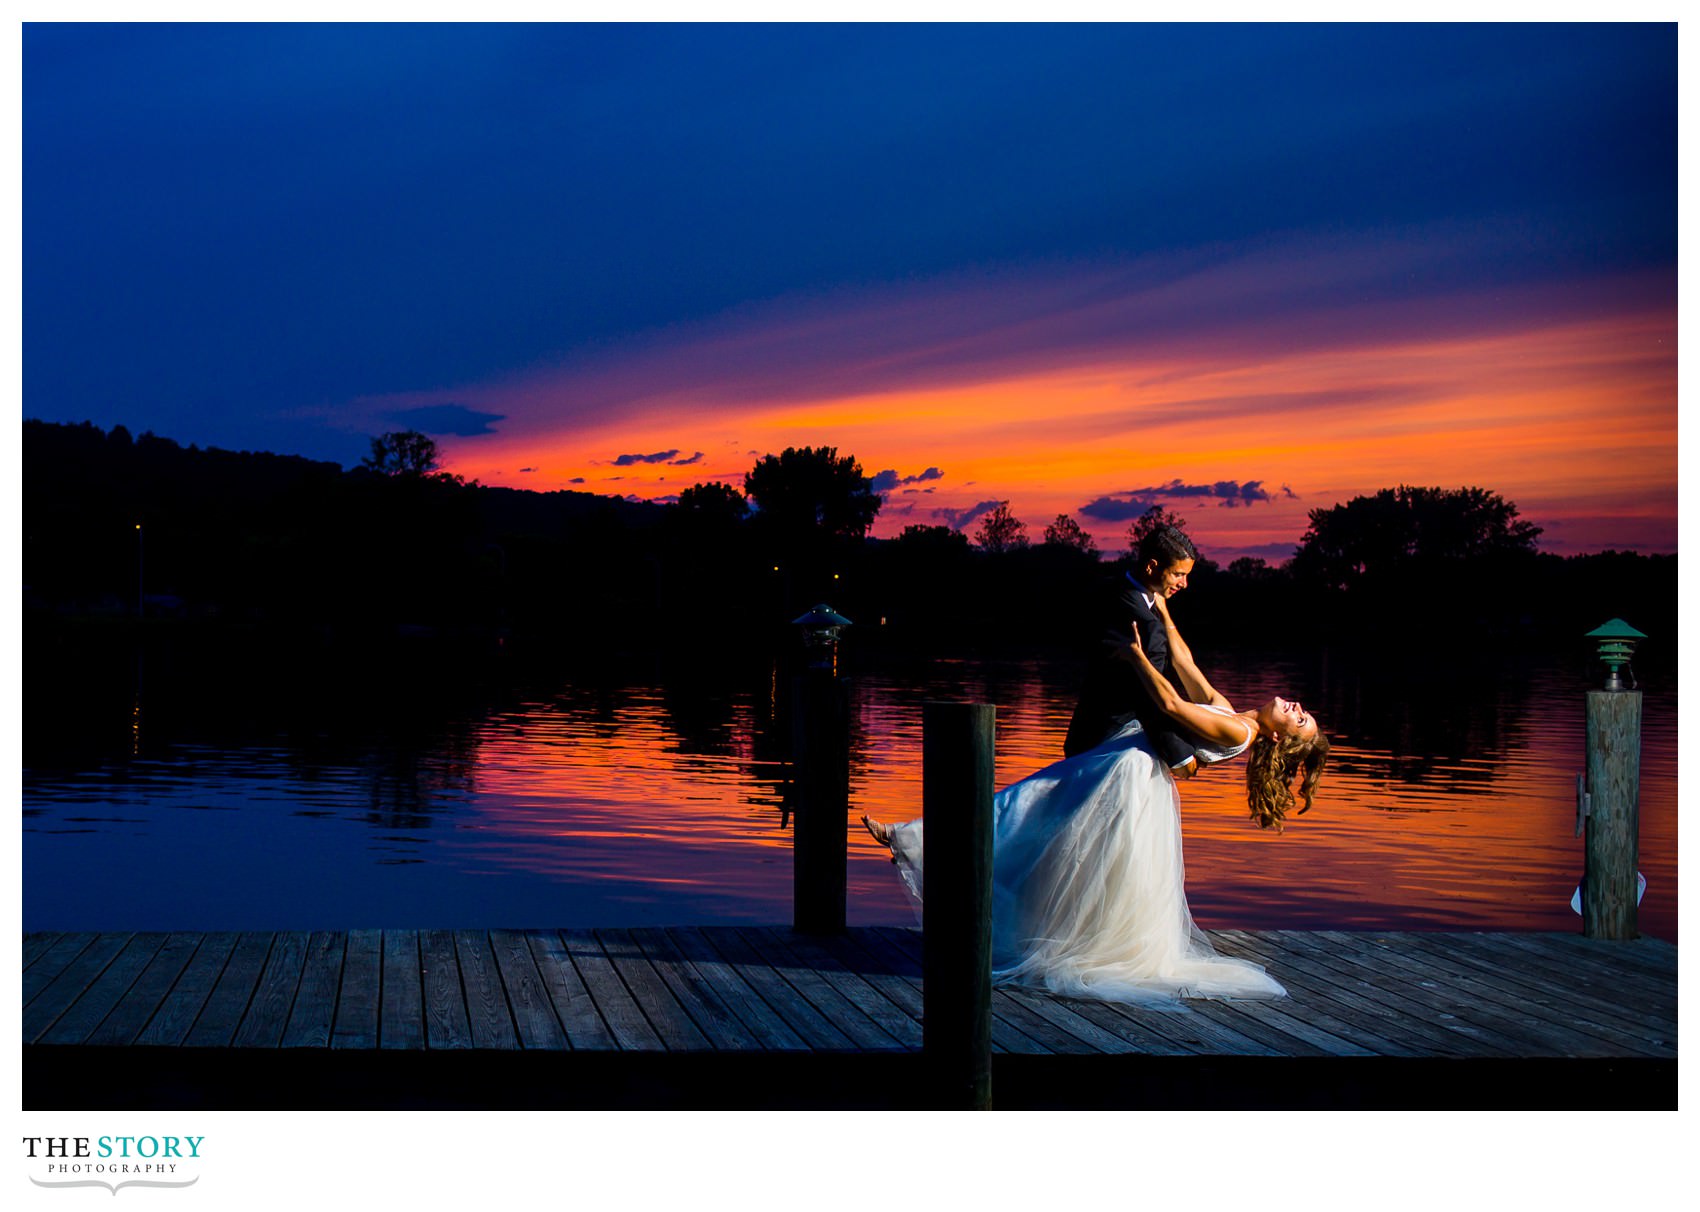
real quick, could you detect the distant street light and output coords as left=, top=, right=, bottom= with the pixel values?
left=135, top=523, right=144, bottom=619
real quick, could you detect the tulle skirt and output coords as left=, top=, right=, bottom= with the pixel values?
left=886, top=719, right=1284, bottom=1005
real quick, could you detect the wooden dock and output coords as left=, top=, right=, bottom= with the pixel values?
left=22, top=927, right=1675, bottom=1109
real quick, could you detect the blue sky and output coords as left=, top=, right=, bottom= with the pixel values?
left=21, top=21, right=1678, bottom=557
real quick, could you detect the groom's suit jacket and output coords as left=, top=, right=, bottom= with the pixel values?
left=1063, top=572, right=1200, bottom=770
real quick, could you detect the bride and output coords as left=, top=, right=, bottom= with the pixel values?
left=863, top=593, right=1329, bottom=1005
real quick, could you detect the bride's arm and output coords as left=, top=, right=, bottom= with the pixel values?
left=1151, top=596, right=1231, bottom=709
left=1123, top=627, right=1249, bottom=749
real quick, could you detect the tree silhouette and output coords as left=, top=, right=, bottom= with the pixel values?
left=1125, top=504, right=1188, bottom=555
left=893, top=523, right=972, bottom=554
left=974, top=501, right=1029, bottom=553
left=1227, top=556, right=1279, bottom=581
left=743, top=446, right=880, bottom=543
left=1042, top=512, right=1096, bottom=554
left=363, top=430, right=441, bottom=477
left=1290, top=485, right=1542, bottom=593
left=676, top=481, right=750, bottom=526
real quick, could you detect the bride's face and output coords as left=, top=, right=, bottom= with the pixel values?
left=1256, top=696, right=1318, bottom=742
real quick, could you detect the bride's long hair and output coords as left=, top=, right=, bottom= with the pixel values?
left=1245, top=729, right=1330, bottom=831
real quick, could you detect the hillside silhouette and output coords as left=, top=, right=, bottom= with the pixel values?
left=23, top=419, right=1676, bottom=672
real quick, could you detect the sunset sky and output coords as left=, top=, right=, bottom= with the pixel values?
left=23, top=22, right=1676, bottom=562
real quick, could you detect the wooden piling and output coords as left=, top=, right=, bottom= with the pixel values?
left=921, top=700, right=995, bottom=1110
left=1583, top=690, right=1641, bottom=940
left=792, top=672, right=850, bottom=934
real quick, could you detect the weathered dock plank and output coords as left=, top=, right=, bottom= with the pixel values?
left=379, top=929, right=424, bottom=1050
left=24, top=934, right=97, bottom=1007
left=657, top=926, right=810, bottom=1051
left=330, top=929, right=381, bottom=1050
left=1256, top=931, right=1526, bottom=1056
left=871, top=925, right=1241, bottom=1058
left=623, top=927, right=765, bottom=1051
left=757, top=928, right=922, bottom=1049
left=233, top=931, right=309, bottom=1049
left=1200, top=996, right=1378, bottom=1058
left=281, top=931, right=345, bottom=1049
left=690, top=926, right=857, bottom=1050
left=808, top=929, right=998, bottom=1049
left=38, top=933, right=167, bottom=1046
left=1320, top=932, right=1645, bottom=1058
left=1464, top=933, right=1677, bottom=1020
left=1381, top=933, right=1673, bottom=1057
left=1536, top=932, right=1676, bottom=978
left=420, top=929, right=473, bottom=1050
left=524, top=930, right=617, bottom=1051
left=133, top=932, right=239, bottom=1048
left=559, top=929, right=663, bottom=1051
left=1222, top=930, right=1504, bottom=1057
left=851, top=928, right=998, bottom=1053
left=490, top=929, right=569, bottom=1051
left=869, top=925, right=1101, bottom=1054
left=20, top=927, right=1676, bottom=1113
left=1209, top=935, right=1423, bottom=1057
left=1103, top=994, right=1289, bottom=1057
left=455, top=930, right=519, bottom=1050
left=184, top=932, right=274, bottom=1048
left=595, top=929, right=710, bottom=1052
left=1005, top=985, right=1159, bottom=1055
left=85, top=932, right=205, bottom=1047
left=23, top=932, right=132, bottom=1042
left=22, top=932, right=64, bottom=971
left=736, top=926, right=908, bottom=1051
left=1031, top=995, right=1198, bottom=1057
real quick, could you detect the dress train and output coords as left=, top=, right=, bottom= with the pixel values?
left=886, top=714, right=1283, bottom=1005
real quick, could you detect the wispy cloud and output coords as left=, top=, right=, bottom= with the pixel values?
left=612, top=449, right=680, bottom=466
left=1078, top=496, right=1161, bottom=523
left=870, top=465, right=944, bottom=493
left=1079, top=478, right=1282, bottom=521
left=385, top=404, right=505, bottom=437
left=933, top=499, right=1003, bottom=530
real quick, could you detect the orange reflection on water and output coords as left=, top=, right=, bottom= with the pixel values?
left=430, top=658, right=1676, bottom=938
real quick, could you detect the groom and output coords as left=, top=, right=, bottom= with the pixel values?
left=1063, top=522, right=1201, bottom=776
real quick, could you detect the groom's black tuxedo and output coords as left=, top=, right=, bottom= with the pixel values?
left=1063, top=572, right=1200, bottom=770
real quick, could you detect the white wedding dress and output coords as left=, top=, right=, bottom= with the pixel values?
left=885, top=705, right=1284, bottom=1005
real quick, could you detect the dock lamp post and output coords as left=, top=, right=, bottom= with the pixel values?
left=791, top=605, right=852, bottom=933
left=793, top=604, right=851, bottom=671
left=1578, top=618, right=1646, bottom=940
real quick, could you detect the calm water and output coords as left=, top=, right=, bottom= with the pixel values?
left=22, top=647, right=1678, bottom=941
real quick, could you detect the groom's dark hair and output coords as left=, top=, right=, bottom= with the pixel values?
left=1137, top=523, right=1197, bottom=571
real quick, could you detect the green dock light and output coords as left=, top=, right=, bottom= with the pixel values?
left=1585, top=618, right=1645, bottom=691
left=793, top=604, right=852, bottom=670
